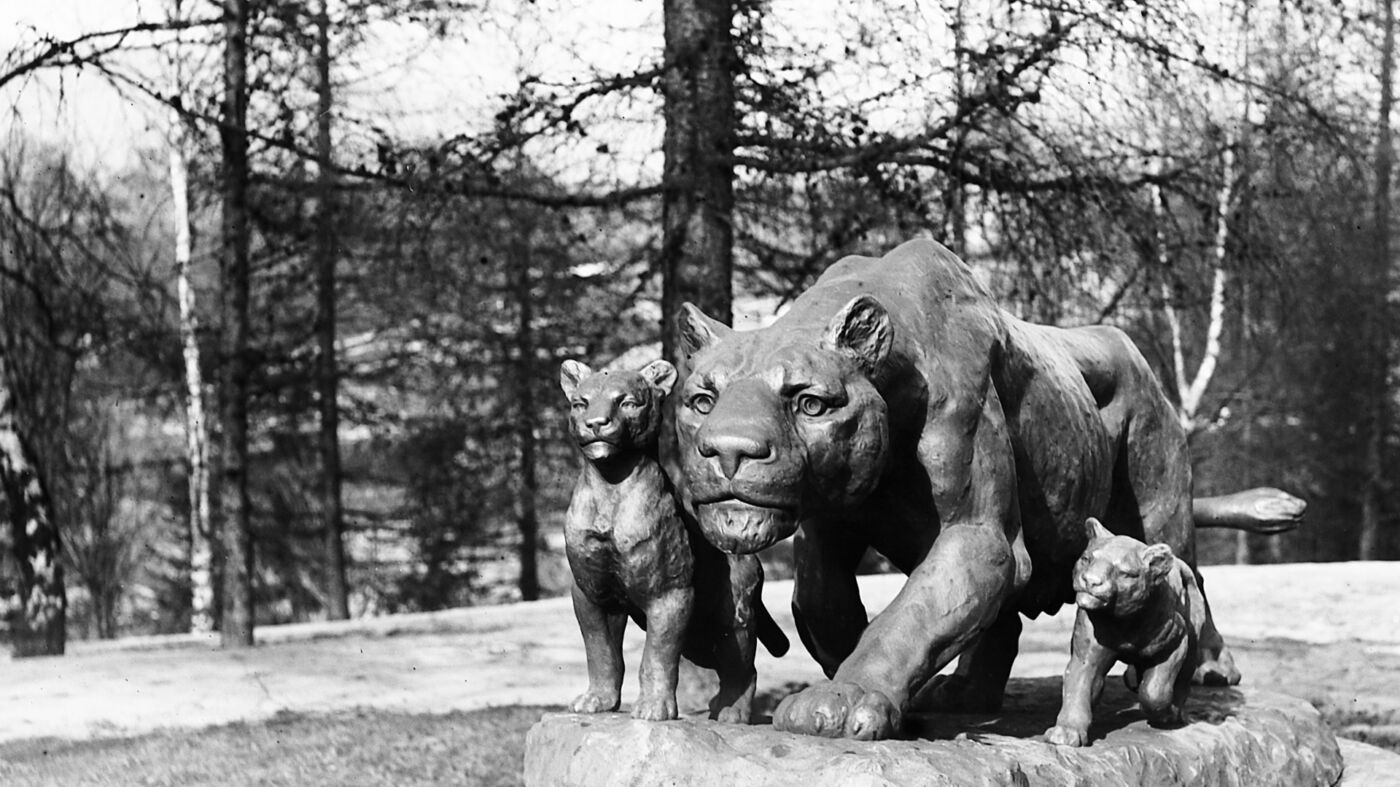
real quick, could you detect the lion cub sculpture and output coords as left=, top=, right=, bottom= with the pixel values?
left=1045, top=518, right=1207, bottom=747
left=560, top=359, right=788, bottom=723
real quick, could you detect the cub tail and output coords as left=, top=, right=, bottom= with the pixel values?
left=757, top=598, right=790, bottom=658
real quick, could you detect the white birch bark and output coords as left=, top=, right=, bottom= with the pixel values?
left=167, top=0, right=214, bottom=634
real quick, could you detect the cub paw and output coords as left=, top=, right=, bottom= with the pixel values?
left=773, top=680, right=900, bottom=740
left=569, top=689, right=620, bottom=714
left=631, top=695, right=679, bottom=722
left=714, top=701, right=751, bottom=725
left=1044, top=724, right=1089, bottom=747
left=1193, top=652, right=1241, bottom=687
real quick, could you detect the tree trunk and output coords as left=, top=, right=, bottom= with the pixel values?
left=1361, top=0, right=1395, bottom=561
left=0, top=361, right=66, bottom=657
left=314, top=0, right=350, bottom=620
left=512, top=228, right=540, bottom=602
left=660, top=0, right=736, bottom=366
left=168, top=0, right=215, bottom=635
left=219, top=0, right=255, bottom=647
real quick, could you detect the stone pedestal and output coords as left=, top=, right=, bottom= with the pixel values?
left=524, top=678, right=1344, bottom=786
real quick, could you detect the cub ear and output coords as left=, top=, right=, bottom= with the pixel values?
left=560, top=360, right=592, bottom=398
left=677, top=303, right=733, bottom=359
left=1085, top=517, right=1114, bottom=542
left=639, top=359, right=678, bottom=397
left=1142, top=543, right=1176, bottom=581
left=822, top=295, right=892, bottom=373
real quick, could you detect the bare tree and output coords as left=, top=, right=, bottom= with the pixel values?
left=219, top=0, right=255, bottom=647
left=660, top=0, right=736, bottom=366
left=314, top=0, right=350, bottom=620
left=1361, top=0, right=1395, bottom=561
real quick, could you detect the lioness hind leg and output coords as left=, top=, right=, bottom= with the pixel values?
left=914, top=608, right=1022, bottom=713
left=1112, top=365, right=1240, bottom=686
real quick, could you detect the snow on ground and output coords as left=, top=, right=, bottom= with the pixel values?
left=0, top=562, right=1396, bottom=743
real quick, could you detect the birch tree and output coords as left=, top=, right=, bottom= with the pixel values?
left=166, top=0, right=216, bottom=636
left=0, top=359, right=66, bottom=657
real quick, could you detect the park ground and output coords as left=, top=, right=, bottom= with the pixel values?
left=0, top=562, right=1395, bottom=785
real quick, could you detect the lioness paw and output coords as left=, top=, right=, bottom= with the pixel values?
left=631, top=694, right=679, bottom=722
left=569, top=689, right=620, bottom=714
left=1045, top=724, right=1089, bottom=747
left=773, top=680, right=899, bottom=740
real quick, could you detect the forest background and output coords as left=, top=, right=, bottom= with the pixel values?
left=0, top=0, right=1396, bottom=656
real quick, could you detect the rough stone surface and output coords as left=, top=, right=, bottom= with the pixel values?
left=524, top=677, right=1344, bottom=786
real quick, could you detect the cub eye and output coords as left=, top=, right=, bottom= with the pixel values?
left=689, top=392, right=715, bottom=415
left=570, top=398, right=587, bottom=411
left=796, top=394, right=829, bottom=417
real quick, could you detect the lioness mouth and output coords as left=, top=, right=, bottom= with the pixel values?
left=695, top=500, right=798, bottom=554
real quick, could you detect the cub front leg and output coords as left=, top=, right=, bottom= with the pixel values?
left=570, top=583, right=627, bottom=713
left=633, top=585, right=693, bottom=721
left=1045, top=609, right=1117, bottom=747
left=1137, top=636, right=1192, bottom=728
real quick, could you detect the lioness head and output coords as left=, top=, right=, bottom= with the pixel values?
left=560, top=359, right=677, bottom=463
left=1072, top=517, right=1176, bottom=617
left=673, top=295, right=893, bottom=554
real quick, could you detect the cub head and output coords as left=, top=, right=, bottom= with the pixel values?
left=560, top=359, right=678, bottom=463
left=1072, top=517, right=1177, bottom=617
left=673, top=295, right=892, bottom=554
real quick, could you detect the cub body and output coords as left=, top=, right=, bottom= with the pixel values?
left=1045, top=517, right=1206, bottom=746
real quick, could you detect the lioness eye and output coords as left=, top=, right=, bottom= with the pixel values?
left=796, top=394, right=828, bottom=417
left=620, top=396, right=641, bottom=410
left=689, top=392, right=715, bottom=414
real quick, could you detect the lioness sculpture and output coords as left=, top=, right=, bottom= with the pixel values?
left=561, top=359, right=787, bottom=723
left=1045, top=518, right=1205, bottom=746
left=672, top=238, right=1252, bottom=740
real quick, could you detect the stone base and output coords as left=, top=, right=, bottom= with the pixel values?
left=524, top=678, right=1344, bottom=786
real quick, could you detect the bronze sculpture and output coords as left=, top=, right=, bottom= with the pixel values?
left=672, top=238, right=1270, bottom=740
left=560, top=359, right=787, bottom=723
left=1045, top=518, right=1206, bottom=746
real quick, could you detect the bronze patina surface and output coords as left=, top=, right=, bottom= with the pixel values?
left=672, top=238, right=1255, bottom=740
left=561, top=359, right=786, bottom=723
left=1046, top=518, right=1207, bottom=746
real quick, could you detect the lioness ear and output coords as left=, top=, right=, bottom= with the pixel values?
left=1085, top=517, right=1113, bottom=542
left=822, top=295, right=892, bottom=373
left=639, top=359, right=678, bottom=397
left=677, top=303, right=732, bottom=359
left=1142, top=543, right=1176, bottom=581
left=560, top=360, right=592, bottom=398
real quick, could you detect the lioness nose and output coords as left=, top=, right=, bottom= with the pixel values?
left=585, top=413, right=611, bottom=431
left=699, top=433, right=772, bottom=479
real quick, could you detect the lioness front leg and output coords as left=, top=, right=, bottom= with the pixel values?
left=775, top=524, right=1016, bottom=740
left=1045, top=610, right=1116, bottom=746
left=633, top=585, right=693, bottom=721
left=789, top=522, right=869, bottom=678
left=570, top=584, right=627, bottom=713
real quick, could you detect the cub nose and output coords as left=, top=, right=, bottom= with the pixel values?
left=699, top=432, right=772, bottom=479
